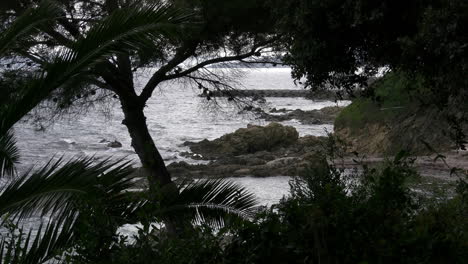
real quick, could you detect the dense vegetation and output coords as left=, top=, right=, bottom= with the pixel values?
left=65, top=154, right=468, bottom=263
left=270, top=0, right=467, bottom=101
left=0, top=0, right=467, bottom=263
left=269, top=0, right=467, bottom=149
left=224, top=155, right=468, bottom=264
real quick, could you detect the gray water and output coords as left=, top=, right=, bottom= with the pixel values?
left=12, top=67, right=349, bottom=204
left=2, top=67, right=352, bottom=251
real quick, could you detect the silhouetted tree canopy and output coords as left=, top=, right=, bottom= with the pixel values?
left=270, top=0, right=467, bottom=106
left=0, top=0, right=279, bottom=188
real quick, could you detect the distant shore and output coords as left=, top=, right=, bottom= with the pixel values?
left=205, top=89, right=350, bottom=100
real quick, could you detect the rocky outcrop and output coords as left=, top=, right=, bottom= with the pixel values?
left=107, top=140, right=123, bottom=148
left=334, top=103, right=466, bottom=155
left=262, top=106, right=343, bottom=125
left=171, top=124, right=327, bottom=178
left=100, top=139, right=123, bottom=148
left=183, top=122, right=299, bottom=159
left=333, top=71, right=468, bottom=155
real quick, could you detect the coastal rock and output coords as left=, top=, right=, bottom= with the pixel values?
left=184, top=123, right=299, bottom=159
left=265, top=157, right=299, bottom=168
left=263, top=106, right=343, bottom=125
left=233, top=168, right=252, bottom=176
left=167, top=153, right=328, bottom=178
left=107, top=140, right=123, bottom=148
left=270, top=108, right=289, bottom=113
left=168, top=124, right=328, bottom=178
left=334, top=101, right=466, bottom=155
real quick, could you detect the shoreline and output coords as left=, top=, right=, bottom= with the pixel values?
left=335, top=151, right=468, bottom=183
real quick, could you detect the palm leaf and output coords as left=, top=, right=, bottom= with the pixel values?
left=0, top=2, right=192, bottom=135
left=0, top=157, right=136, bottom=222
left=79, top=160, right=146, bottom=225
left=0, top=1, right=193, bottom=261
left=0, top=216, right=75, bottom=264
left=157, top=179, right=258, bottom=228
left=0, top=157, right=142, bottom=263
left=47, top=1, right=193, bottom=95
left=0, top=130, right=20, bottom=177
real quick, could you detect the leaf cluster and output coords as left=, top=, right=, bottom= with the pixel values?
left=223, top=154, right=468, bottom=264
left=270, top=0, right=468, bottom=106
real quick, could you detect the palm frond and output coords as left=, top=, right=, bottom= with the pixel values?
left=0, top=157, right=135, bottom=222
left=0, top=158, right=141, bottom=263
left=0, top=216, right=75, bottom=264
left=0, top=2, right=192, bottom=135
left=159, top=179, right=258, bottom=228
left=84, top=160, right=146, bottom=224
left=0, top=130, right=20, bottom=177
left=48, top=1, right=192, bottom=90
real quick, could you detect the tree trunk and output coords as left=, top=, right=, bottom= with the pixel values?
left=120, top=101, right=172, bottom=188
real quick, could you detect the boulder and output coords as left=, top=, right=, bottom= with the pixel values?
left=269, top=108, right=289, bottom=113
left=233, top=168, right=252, bottom=176
left=265, top=157, right=300, bottom=169
left=185, top=123, right=299, bottom=159
left=264, top=107, right=344, bottom=125
left=107, top=140, right=123, bottom=148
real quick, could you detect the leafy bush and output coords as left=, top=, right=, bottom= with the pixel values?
left=335, top=71, right=424, bottom=132
left=49, top=153, right=467, bottom=264
left=223, top=155, right=468, bottom=264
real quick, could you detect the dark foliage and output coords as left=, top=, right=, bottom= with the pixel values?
left=68, top=154, right=467, bottom=264
left=270, top=0, right=468, bottom=105
left=223, top=155, right=468, bottom=264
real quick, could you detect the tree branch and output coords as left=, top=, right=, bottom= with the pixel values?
left=239, top=59, right=287, bottom=66
left=163, top=38, right=278, bottom=82
left=138, top=36, right=279, bottom=104
left=138, top=42, right=198, bottom=103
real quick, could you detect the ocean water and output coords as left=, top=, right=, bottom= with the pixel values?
left=2, top=68, right=352, bottom=251
left=12, top=67, right=349, bottom=204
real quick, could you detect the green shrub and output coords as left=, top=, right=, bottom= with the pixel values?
left=335, top=71, right=425, bottom=133
left=60, top=152, right=467, bottom=264
left=224, top=154, right=468, bottom=264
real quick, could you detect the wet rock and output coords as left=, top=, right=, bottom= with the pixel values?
left=167, top=153, right=328, bottom=178
left=184, top=123, right=299, bottom=159
left=265, top=157, right=299, bottom=169
left=320, top=106, right=343, bottom=117
left=269, top=108, right=289, bottom=113
left=252, top=94, right=266, bottom=103
left=169, top=142, right=327, bottom=178
left=180, top=151, right=205, bottom=160
left=107, top=140, right=123, bottom=148
left=264, top=106, right=343, bottom=125
left=233, top=168, right=252, bottom=176
left=238, top=106, right=264, bottom=114
left=34, top=124, right=45, bottom=132
left=245, top=157, right=267, bottom=166
left=251, top=151, right=277, bottom=161
left=164, top=155, right=178, bottom=161
left=167, top=123, right=332, bottom=178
